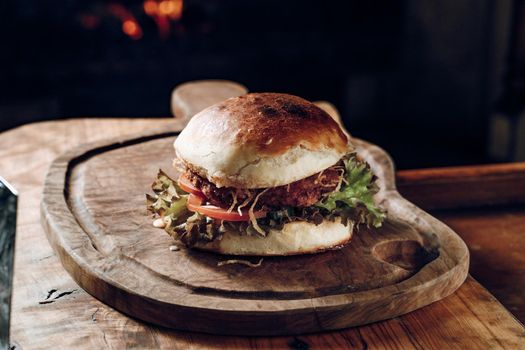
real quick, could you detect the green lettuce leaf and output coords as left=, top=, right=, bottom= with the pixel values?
left=315, top=155, right=385, bottom=227
left=146, top=170, right=190, bottom=222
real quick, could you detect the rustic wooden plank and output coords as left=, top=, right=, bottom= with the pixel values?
left=40, top=127, right=468, bottom=335
left=437, top=205, right=525, bottom=324
left=1, top=118, right=524, bottom=348
left=397, top=163, right=525, bottom=209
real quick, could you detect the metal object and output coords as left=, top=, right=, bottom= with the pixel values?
left=0, top=177, right=17, bottom=350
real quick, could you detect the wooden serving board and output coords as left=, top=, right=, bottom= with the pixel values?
left=40, top=124, right=469, bottom=335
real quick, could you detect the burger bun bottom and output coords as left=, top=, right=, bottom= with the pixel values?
left=193, top=219, right=353, bottom=256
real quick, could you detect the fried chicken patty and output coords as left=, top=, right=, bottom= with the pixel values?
left=183, top=164, right=343, bottom=209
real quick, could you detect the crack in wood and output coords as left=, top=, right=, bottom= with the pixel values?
left=44, top=289, right=57, bottom=300
left=91, top=308, right=99, bottom=322
left=38, top=289, right=77, bottom=305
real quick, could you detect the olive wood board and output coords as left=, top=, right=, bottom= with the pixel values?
left=41, top=126, right=469, bottom=336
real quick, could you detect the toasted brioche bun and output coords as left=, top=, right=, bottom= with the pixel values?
left=174, top=93, right=350, bottom=189
left=193, top=219, right=353, bottom=256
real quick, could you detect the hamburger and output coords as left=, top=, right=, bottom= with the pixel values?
left=147, top=93, right=385, bottom=256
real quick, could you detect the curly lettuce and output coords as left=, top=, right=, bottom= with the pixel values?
left=315, top=155, right=385, bottom=227
left=147, top=170, right=223, bottom=245
left=146, top=170, right=191, bottom=230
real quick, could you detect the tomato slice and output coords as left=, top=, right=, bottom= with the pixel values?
left=178, top=175, right=205, bottom=197
left=187, top=192, right=205, bottom=206
left=186, top=193, right=267, bottom=222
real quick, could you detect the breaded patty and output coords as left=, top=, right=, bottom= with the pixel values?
left=183, top=164, right=343, bottom=209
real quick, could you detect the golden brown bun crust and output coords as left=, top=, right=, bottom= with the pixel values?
left=174, top=93, right=351, bottom=188
left=204, top=93, right=348, bottom=155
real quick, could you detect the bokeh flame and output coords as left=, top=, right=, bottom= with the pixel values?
left=122, top=19, right=142, bottom=40
left=144, top=0, right=183, bottom=38
left=80, top=1, right=184, bottom=40
left=107, top=3, right=143, bottom=40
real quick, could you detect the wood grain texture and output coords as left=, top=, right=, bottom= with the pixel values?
left=1, top=119, right=524, bottom=348
left=397, top=163, right=525, bottom=209
left=40, top=126, right=469, bottom=335
left=436, top=205, right=525, bottom=324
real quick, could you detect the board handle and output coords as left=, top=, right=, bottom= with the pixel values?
left=171, top=80, right=248, bottom=124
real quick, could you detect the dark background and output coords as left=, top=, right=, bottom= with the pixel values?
left=0, top=0, right=518, bottom=169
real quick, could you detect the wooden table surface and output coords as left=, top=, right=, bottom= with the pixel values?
left=2, top=118, right=525, bottom=349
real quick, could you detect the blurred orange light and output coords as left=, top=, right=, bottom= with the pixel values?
left=158, top=0, right=175, bottom=15
left=169, top=0, right=183, bottom=20
left=141, top=0, right=183, bottom=39
left=155, top=0, right=182, bottom=19
left=122, top=19, right=143, bottom=39
left=144, top=0, right=158, bottom=16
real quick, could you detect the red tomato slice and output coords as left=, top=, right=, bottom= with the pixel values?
left=187, top=192, right=205, bottom=206
left=178, top=175, right=204, bottom=197
left=186, top=194, right=267, bottom=222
